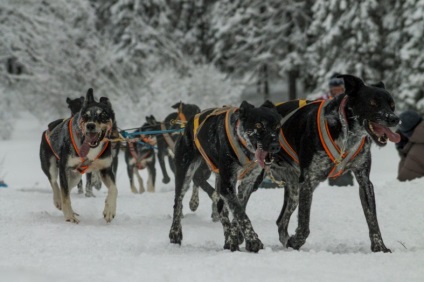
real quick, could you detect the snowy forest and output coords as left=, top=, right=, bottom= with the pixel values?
left=1, top=0, right=424, bottom=138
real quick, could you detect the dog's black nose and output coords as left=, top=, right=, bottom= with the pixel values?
left=388, top=114, right=400, bottom=126
left=269, top=142, right=280, bottom=154
left=86, top=123, right=96, bottom=131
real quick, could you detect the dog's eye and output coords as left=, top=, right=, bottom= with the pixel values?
left=390, top=102, right=395, bottom=110
left=370, top=99, right=377, bottom=106
left=255, top=123, right=262, bottom=129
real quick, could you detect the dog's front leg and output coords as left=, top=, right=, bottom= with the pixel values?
left=354, top=168, right=391, bottom=253
left=100, top=167, right=118, bottom=223
left=287, top=179, right=315, bottom=250
left=219, top=169, right=263, bottom=253
left=59, top=161, right=80, bottom=223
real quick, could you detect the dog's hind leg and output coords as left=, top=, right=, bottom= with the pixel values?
left=100, top=167, right=118, bottom=223
left=169, top=137, right=200, bottom=245
left=126, top=162, right=138, bottom=194
left=40, top=135, right=62, bottom=210
left=276, top=181, right=299, bottom=247
left=146, top=159, right=156, bottom=192
left=48, top=163, right=62, bottom=211
left=84, top=173, right=95, bottom=197
left=189, top=184, right=199, bottom=212
left=134, top=168, right=145, bottom=194
left=192, top=165, right=220, bottom=222
left=354, top=168, right=391, bottom=253
left=157, top=144, right=171, bottom=184
left=286, top=175, right=318, bottom=250
left=77, top=180, right=83, bottom=194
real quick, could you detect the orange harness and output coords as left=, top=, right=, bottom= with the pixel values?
left=44, top=117, right=110, bottom=174
left=193, top=107, right=255, bottom=179
left=278, top=99, right=366, bottom=178
left=127, top=138, right=154, bottom=170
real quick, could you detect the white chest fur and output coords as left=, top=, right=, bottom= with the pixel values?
left=67, top=142, right=112, bottom=173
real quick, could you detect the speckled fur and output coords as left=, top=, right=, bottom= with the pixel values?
left=169, top=101, right=282, bottom=252
left=270, top=75, right=399, bottom=252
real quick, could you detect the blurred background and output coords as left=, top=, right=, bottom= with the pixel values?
left=1, top=0, right=423, bottom=136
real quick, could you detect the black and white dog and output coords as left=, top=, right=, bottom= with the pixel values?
left=155, top=102, right=201, bottom=184
left=40, top=89, right=118, bottom=223
left=66, top=96, right=102, bottom=197
left=124, top=118, right=156, bottom=193
left=254, top=74, right=399, bottom=252
left=169, top=100, right=282, bottom=252
left=147, top=107, right=220, bottom=221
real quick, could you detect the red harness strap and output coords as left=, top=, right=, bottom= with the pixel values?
left=68, top=118, right=110, bottom=174
left=127, top=140, right=152, bottom=170
left=279, top=99, right=366, bottom=178
left=44, top=118, right=110, bottom=174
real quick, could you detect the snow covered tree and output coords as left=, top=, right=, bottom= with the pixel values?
left=305, top=0, right=388, bottom=95
left=0, top=0, right=109, bottom=121
left=211, top=0, right=311, bottom=100
left=392, top=0, right=424, bottom=111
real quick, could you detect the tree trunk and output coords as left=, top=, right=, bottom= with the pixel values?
left=257, top=64, right=270, bottom=102
left=288, top=70, right=298, bottom=100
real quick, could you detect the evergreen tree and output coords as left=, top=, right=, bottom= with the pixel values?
left=305, top=0, right=386, bottom=94
left=211, top=0, right=310, bottom=100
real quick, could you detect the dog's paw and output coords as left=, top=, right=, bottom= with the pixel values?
left=189, top=198, right=199, bottom=212
left=162, top=177, right=170, bottom=184
left=169, top=227, right=183, bottom=245
left=371, top=244, right=391, bottom=253
left=245, top=238, right=263, bottom=253
left=54, top=200, right=62, bottom=211
left=211, top=212, right=220, bottom=222
left=224, top=239, right=240, bottom=252
left=287, top=236, right=303, bottom=250
left=103, top=205, right=116, bottom=223
left=65, top=213, right=80, bottom=224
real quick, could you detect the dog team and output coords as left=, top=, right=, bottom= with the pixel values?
left=40, top=74, right=401, bottom=253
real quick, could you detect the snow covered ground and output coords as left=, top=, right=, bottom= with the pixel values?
left=0, top=112, right=423, bottom=282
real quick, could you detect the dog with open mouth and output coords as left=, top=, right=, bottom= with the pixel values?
left=40, top=88, right=118, bottom=223
left=247, top=74, right=399, bottom=252
left=169, top=100, right=282, bottom=252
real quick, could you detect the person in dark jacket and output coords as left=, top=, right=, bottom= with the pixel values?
left=396, top=110, right=424, bottom=181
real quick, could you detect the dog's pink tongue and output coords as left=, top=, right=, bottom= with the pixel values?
left=372, top=123, right=401, bottom=143
left=79, top=141, right=90, bottom=158
left=386, top=129, right=401, bottom=143
left=255, top=149, right=268, bottom=168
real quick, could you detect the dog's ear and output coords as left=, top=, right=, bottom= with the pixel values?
left=239, top=101, right=255, bottom=118
left=66, top=97, right=71, bottom=104
left=371, top=81, right=385, bottom=89
left=337, top=74, right=364, bottom=96
left=86, top=88, right=94, bottom=103
left=260, top=100, right=276, bottom=109
left=100, top=97, right=112, bottom=108
left=171, top=102, right=182, bottom=110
